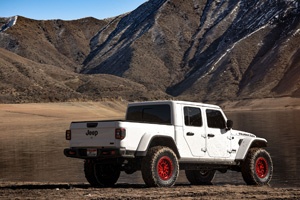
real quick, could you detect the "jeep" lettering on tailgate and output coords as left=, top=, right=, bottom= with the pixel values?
left=86, top=130, right=98, bottom=136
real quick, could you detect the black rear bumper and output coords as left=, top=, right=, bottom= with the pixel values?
left=64, top=148, right=135, bottom=159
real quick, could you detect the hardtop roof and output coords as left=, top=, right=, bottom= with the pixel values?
left=128, top=100, right=221, bottom=109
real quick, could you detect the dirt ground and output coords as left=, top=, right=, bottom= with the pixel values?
left=0, top=181, right=299, bottom=200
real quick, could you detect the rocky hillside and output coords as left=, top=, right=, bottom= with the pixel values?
left=0, top=16, right=108, bottom=71
left=1, top=0, right=300, bottom=103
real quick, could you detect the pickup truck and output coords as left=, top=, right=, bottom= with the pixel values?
left=64, top=100, right=273, bottom=187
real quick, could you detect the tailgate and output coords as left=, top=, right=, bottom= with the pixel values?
left=69, top=121, right=118, bottom=148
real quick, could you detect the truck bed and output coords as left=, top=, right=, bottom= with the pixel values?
left=66, top=119, right=175, bottom=158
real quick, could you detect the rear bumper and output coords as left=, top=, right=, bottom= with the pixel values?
left=64, top=148, right=136, bottom=159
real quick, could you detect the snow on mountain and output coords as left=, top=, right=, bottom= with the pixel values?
left=81, top=0, right=300, bottom=101
left=0, top=16, right=18, bottom=32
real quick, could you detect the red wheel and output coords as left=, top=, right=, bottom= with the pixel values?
left=255, top=157, right=268, bottom=178
left=241, top=148, right=273, bottom=185
left=141, top=146, right=179, bottom=187
left=157, top=157, right=173, bottom=180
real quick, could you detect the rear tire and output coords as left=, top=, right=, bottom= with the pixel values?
left=84, top=160, right=100, bottom=187
left=141, top=146, right=179, bottom=187
left=241, top=148, right=273, bottom=185
left=84, top=160, right=121, bottom=187
left=185, top=170, right=216, bottom=185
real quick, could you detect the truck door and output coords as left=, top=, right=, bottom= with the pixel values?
left=205, top=109, right=231, bottom=158
left=183, top=106, right=206, bottom=157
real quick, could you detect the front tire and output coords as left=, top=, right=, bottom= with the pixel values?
left=241, top=148, right=273, bottom=185
left=141, top=146, right=179, bottom=187
left=185, top=170, right=216, bottom=185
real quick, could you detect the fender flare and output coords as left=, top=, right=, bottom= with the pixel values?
left=135, top=133, right=180, bottom=158
left=235, top=137, right=268, bottom=160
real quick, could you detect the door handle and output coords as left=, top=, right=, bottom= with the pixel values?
left=208, top=133, right=215, bottom=138
left=186, top=132, right=194, bottom=136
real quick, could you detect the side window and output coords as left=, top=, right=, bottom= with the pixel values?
left=184, top=107, right=202, bottom=127
left=206, top=109, right=226, bottom=129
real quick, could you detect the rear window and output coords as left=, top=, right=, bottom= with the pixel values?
left=126, top=104, right=171, bottom=125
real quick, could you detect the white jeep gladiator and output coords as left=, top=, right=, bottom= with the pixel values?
left=64, top=101, right=273, bottom=187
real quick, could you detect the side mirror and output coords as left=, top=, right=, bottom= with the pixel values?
left=227, top=120, right=233, bottom=130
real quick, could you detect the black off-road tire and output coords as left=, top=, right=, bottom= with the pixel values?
left=241, top=148, right=273, bottom=185
left=84, top=160, right=121, bottom=187
left=141, top=146, right=179, bottom=187
left=84, top=160, right=101, bottom=187
left=95, top=163, right=121, bottom=187
left=185, top=170, right=216, bottom=185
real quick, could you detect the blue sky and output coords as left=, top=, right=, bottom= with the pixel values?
left=1, top=0, right=148, bottom=20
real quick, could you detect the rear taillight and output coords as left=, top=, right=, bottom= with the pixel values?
left=66, top=130, right=71, bottom=140
left=115, top=128, right=126, bottom=140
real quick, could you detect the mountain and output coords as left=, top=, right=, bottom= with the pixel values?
left=0, top=47, right=159, bottom=103
left=1, top=0, right=300, bottom=103
left=0, top=16, right=109, bottom=72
